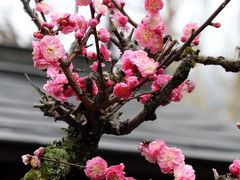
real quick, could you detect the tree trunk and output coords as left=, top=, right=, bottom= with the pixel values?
left=21, top=126, right=101, bottom=180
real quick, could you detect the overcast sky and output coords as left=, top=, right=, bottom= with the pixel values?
left=0, top=0, right=239, bottom=56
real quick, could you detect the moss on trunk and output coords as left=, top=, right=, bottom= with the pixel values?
left=22, top=126, right=101, bottom=180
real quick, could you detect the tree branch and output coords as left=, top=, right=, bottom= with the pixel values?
left=59, top=60, right=94, bottom=109
left=195, top=55, right=240, bottom=72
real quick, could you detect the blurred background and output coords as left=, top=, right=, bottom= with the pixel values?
left=0, top=0, right=240, bottom=179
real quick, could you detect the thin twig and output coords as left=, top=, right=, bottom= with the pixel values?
left=157, top=40, right=178, bottom=63
left=164, top=0, right=232, bottom=68
left=90, top=5, right=105, bottom=89
left=40, top=12, right=47, bottom=22
left=20, top=0, right=49, bottom=34
left=41, top=157, right=85, bottom=169
left=24, top=73, right=48, bottom=100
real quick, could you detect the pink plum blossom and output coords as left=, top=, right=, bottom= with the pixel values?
left=158, top=68, right=165, bottom=74
left=84, top=156, right=108, bottom=180
left=229, top=159, right=240, bottom=178
left=171, top=80, right=196, bottom=102
left=150, top=37, right=164, bottom=54
left=148, top=139, right=166, bottom=158
left=121, top=50, right=136, bottom=76
left=75, top=30, right=84, bottom=40
left=87, top=51, right=97, bottom=60
left=105, top=163, right=125, bottom=180
left=43, top=74, right=75, bottom=102
left=135, top=23, right=163, bottom=54
left=33, top=32, right=44, bottom=39
left=211, top=22, right=221, bottom=28
left=171, top=83, right=185, bottom=102
left=93, top=0, right=108, bottom=15
left=125, top=76, right=139, bottom=88
left=112, top=10, right=129, bottom=31
left=89, top=18, right=100, bottom=27
left=139, top=139, right=166, bottom=163
left=106, top=79, right=114, bottom=87
left=157, top=146, right=185, bottom=174
left=139, top=94, right=152, bottom=104
left=132, top=50, right=159, bottom=77
left=98, top=28, right=111, bottom=43
left=81, top=46, right=87, bottom=55
left=75, top=15, right=88, bottom=34
left=151, top=74, right=172, bottom=92
left=135, top=23, right=157, bottom=49
left=174, top=164, right=196, bottom=180
left=90, top=61, right=106, bottom=72
left=180, top=23, right=200, bottom=45
left=22, top=154, right=31, bottom=165
left=35, top=2, right=51, bottom=15
left=46, top=65, right=62, bottom=78
left=100, top=44, right=111, bottom=61
left=185, top=80, right=196, bottom=93
left=76, top=0, right=92, bottom=6
left=39, top=36, right=65, bottom=61
left=32, top=35, right=65, bottom=69
left=144, top=0, right=164, bottom=14
left=121, top=50, right=158, bottom=77
left=41, top=22, right=55, bottom=30
left=142, top=13, right=165, bottom=33
left=139, top=142, right=156, bottom=163
left=34, top=147, right=45, bottom=157
left=30, top=156, right=41, bottom=168
left=113, top=83, right=132, bottom=99
left=51, top=13, right=78, bottom=34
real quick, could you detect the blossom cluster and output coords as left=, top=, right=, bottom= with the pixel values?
left=84, top=156, right=134, bottom=180
left=31, top=0, right=197, bottom=105
left=139, top=139, right=195, bottom=180
left=21, top=147, right=45, bottom=168
left=135, top=0, right=165, bottom=53
left=113, top=49, right=196, bottom=102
